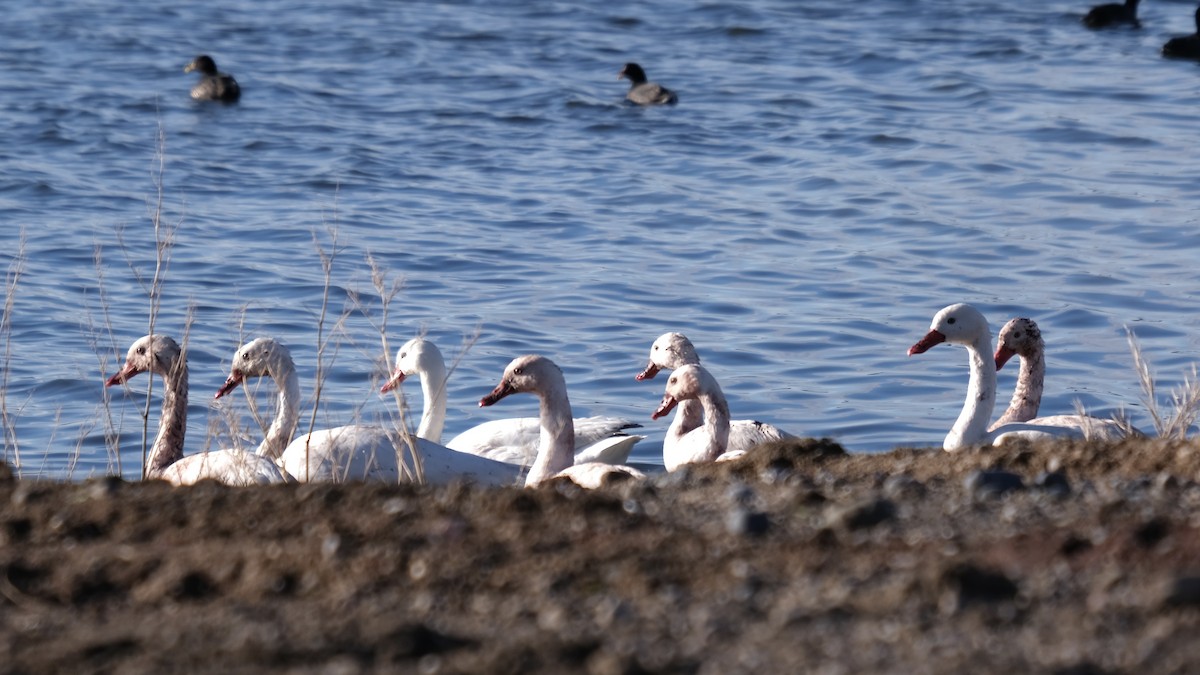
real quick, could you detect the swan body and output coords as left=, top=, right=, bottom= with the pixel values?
left=381, top=337, right=643, bottom=466
left=275, top=424, right=519, bottom=485
left=637, top=332, right=795, bottom=458
left=652, top=364, right=736, bottom=471
left=105, top=335, right=289, bottom=486
left=479, top=355, right=646, bottom=488
left=908, top=304, right=1135, bottom=451
left=215, top=336, right=522, bottom=485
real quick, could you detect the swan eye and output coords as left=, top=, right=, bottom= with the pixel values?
left=399, top=352, right=407, bottom=359
left=513, top=367, right=524, bottom=376
left=947, top=317, right=956, bottom=325
left=1014, top=332, right=1022, bottom=339
left=136, top=346, right=146, bottom=355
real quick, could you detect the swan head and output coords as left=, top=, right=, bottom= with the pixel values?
left=994, top=317, right=1042, bottom=371
left=637, top=332, right=700, bottom=380
left=380, top=337, right=442, bottom=393
left=908, top=303, right=990, bottom=356
left=479, top=354, right=562, bottom=407
left=106, top=334, right=182, bottom=387
left=652, top=363, right=713, bottom=419
left=215, top=337, right=292, bottom=399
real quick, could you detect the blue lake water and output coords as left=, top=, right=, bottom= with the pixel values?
left=3, top=0, right=1200, bottom=479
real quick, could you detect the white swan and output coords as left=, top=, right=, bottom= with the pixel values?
left=104, top=334, right=290, bottom=486
left=214, top=336, right=524, bottom=485
left=636, top=332, right=795, bottom=457
left=479, top=355, right=646, bottom=488
left=651, top=363, right=742, bottom=470
left=380, top=337, right=644, bottom=466
left=908, top=304, right=1134, bottom=451
left=992, top=316, right=1139, bottom=439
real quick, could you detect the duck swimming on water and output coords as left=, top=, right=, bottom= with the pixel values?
left=184, top=55, right=241, bottom=103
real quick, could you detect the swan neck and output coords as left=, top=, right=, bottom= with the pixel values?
left=699, top=389, right=732, bottom=459
left=525, top=384, right=575, bottom=487
left=146, top=360, right=188, bottom=478
left=992, top=346, right=1044, bottom=429
left=416, top=353, right=448, bottom=443
left=667, top=399, right=704, bottom=443
left=258, top=364, right=301, bottom=459
left=946, top=336, right=996, bottom=451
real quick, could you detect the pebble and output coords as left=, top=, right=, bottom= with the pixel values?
left=1034, top=470, right=1071, bottom=496
left=965, top=470, right=1025, bottom=498
left=882, top=474, right=926, bottom=500
left=1163, top=576, right=1200, bottom=608
left=726, top=508, right=770, bottom=537
left=942, top=562, right=1019, bottom=607
left=828, top=498, right=896, bottom=530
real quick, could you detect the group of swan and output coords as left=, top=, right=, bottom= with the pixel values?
left=105, top=305, right=1136, bottom=487
left=105, top=333, right=706, bottom=488
left=379, top=337, right=643, bottom=467
left=908, top=303, right=1138, bottom=451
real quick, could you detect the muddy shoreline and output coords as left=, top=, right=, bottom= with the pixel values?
left=2, top=438, right=1199, bottom=673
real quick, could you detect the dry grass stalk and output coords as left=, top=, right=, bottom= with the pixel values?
left=1, top=231, right=27, bottom=474
left=1127, top=328, right=1200, bottom=440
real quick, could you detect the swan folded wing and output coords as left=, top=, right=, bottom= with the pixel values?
left=554, top=463, right=646, bottom=489
left=448, top=416, right=643, bottom=467
left=574, top=434, right=644, bottom=465
left=728, top=420, right=795, bottom=453
left=987, top=423, right=1085, bottom=446
left=1000, top=414, right=1139, bottom=442
left=161, top=450, right=290, bottom=486
left=416, top=440, right=524, bottom=486
left=282, top=424, right=524, bottom=486
left=985, top=414, right=1140, bottom=446
left=279, top=425, right=400, bottom=483
left=446, top=418, right=543, bottom=464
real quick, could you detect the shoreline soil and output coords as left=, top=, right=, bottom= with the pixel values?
left=2, top=438, right=1200, bottom=673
